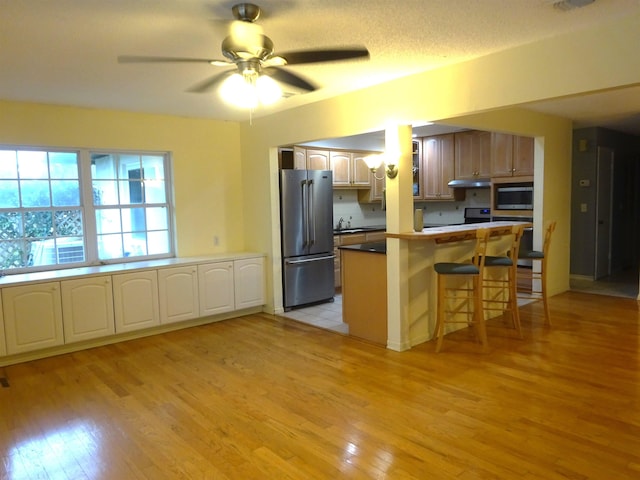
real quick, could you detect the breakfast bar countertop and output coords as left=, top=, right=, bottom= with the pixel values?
left=385, top=221, right=533, bottom=244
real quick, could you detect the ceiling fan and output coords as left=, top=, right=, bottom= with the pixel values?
left=118, top=3, right=369, bottom=106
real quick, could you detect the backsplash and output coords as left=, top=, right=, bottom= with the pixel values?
left=333, top=188, right=491, bottom=229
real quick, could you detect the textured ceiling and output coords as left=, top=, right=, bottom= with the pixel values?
left=1, top=0, right=639, bottom=133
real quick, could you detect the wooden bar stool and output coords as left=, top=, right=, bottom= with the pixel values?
left=433, top=229, right=490, bottom=353
left=518, top=221, right=556, bottom=325
left=482, top=225, right=524, bottom=337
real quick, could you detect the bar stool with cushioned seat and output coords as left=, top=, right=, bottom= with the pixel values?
left=433, top=228, right=490, bottom=353
left=482, top=225, right=524, bottom=337
left=518, top=221, right=556, bottom=325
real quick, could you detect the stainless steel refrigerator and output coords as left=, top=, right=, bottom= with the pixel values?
left=280, top=169, right=335, bottom=309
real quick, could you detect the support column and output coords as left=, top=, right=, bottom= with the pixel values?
left=385, top=124, right=413, bottom=351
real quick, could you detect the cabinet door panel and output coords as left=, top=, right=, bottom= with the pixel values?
left=113, top=271, right=160, bottom=333
left=306, top=149, right=330, bottom=170
left=158, top=266, right=199, bottom=324
left=351, top=152, right=372, bottom=187
left=491, top=132, right=515, bottom=177
left=330, top=151, right=351, bottom=186
left=234, top=258, right=265, bottom=310
left=61, top=276, right=115, bottom=343
left=513, top=135, right=534, bottom=176
left=3, top=282, right=63, bottom=354
left=198, top=262, right=234, bottom=316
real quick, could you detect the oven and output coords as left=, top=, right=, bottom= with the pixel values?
left=491, top=215, right=533, bottom=267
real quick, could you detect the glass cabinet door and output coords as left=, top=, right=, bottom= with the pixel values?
left=412, top=140, right=422, bottom=199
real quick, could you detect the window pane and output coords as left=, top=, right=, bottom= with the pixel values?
left=123, top=233, right=147, bottom=257
left=122, top=207, right=146, bottom=232
left=92, top=154, right=117, bottom=180
left=92, top=180, right=119, bottom=205
left=97, top=233, right=123, bottom=259
left=0, top=212, right=23, bottom=239
left=121, top=179, right=144, bottom=205
left=96, top=209, right=121, bottom=234
left=49, top=152, right=78, bottom=179
left=20, top=180, right=51, bottom=207
left=17, top=151, right=48, bottom=179
left=24, top=211, right=53, bottom=238
left=51, top=180, right=80, bottom=206
left=146, top=207, right=168, bottom=230
left=145, top=179, right=166, bottom=203
left=0, top=239, right=27, bottom=268
left=142, top=155, right=164, bottom=180
left=55, top=210, right=83, bottom=236
left=0, top=180, right=20, bottom=208
left=0, top=150, right=18, bottom=177
left=148, top=230, right=169, bottom=255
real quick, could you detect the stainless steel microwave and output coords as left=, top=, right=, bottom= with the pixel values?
left=495, top=183, right=533, bottom=210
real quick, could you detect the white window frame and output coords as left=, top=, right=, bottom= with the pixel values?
left=0, top=145, right=175, bottom=274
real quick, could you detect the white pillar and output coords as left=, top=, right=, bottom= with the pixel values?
left=385, top=124, right=413, bottom=351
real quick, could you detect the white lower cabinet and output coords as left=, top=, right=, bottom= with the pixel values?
left=2, top=282, right=64, bottom=355
left=113, top=271, right=160, bottom=333
left=61, top=276, right=115, bottom=344
left=158, top=266, right=199, bottom=324
left=198, top=261, right=235, bottom=316
left=234, top=257, right=265, bottom=309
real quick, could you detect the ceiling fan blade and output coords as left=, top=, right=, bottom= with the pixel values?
left=118, top=55, right=230, bottom=67
left=187, top=70, right=235, bottom=93
left=274, top=47, right=369, bottom=65
left=263, top=67, right=317, bottom=92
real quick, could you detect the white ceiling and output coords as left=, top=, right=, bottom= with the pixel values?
left=1, top=0, right=640, bottom=134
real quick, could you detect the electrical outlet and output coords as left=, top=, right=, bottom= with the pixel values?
left=580, top=203, right=588, bottom=213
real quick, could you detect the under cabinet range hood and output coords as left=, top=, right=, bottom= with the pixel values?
left=447, top=178, right=491, bottom=188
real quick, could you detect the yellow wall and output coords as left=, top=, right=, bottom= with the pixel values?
left=0, top=101, right=243, bottom=257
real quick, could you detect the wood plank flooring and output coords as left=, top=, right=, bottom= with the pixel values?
left=1, top=291, right=640, bottom=479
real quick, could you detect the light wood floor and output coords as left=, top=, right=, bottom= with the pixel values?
left=1, top=291, right=640, bottom=479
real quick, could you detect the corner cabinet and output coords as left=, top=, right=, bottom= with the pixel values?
left=2, top=282, right=64, bottom=355
left=422, top=134, right=456, bottom=200
left=113, top=271, right=160, bottom=333
left=61, top=276, right=115, bottom=344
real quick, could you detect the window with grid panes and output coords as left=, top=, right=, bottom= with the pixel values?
left=0, top=147, right=173, bottom=273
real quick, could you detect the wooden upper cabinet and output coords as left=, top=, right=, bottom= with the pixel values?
left=454, top=130, right=491, bottom=179
left=512, top=135, right=534, bottom=176
left=293, top=146, right=307, bottom=170
left=330, top=150, right=371, bottom=188
left=306, top=149, right=331, bottom=170
left=330, top=151, right=351, bottom=185
left=422, top=134, right=455, bottom=200
left=491, top=134, right=534, bottom=177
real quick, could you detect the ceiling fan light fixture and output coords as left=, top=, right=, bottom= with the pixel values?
left=219, top=72, right=282, bottom=109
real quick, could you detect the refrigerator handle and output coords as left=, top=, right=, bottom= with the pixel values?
left=308, top=178, right=315, bottom=246
left=301, top=179, right=309, bottom=247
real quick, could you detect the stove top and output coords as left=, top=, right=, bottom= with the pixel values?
left=463, top=207, right=491, bottom=223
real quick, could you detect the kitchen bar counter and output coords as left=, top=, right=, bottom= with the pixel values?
left=386, top=221, right=532, bottom=243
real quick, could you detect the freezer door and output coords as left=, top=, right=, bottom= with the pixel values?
left=283, top=253, right=335, bottom=308
left=280, top=169, right=308, bottom=258
left=307, top=170, right=334, bottom=255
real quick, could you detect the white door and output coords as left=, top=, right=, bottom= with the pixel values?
left=158, top=266, right=199, bottom=324
left=198, top=262, right=235, bottom=316
left=595, top=147, right=614, bottom=279
left=113, top=271, right=160, bottom=333
left=2, top=282, right=64, bottom=355
left=61, top=276, right=115, bottom=343
left=234, top=257, right=265, bottom=309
